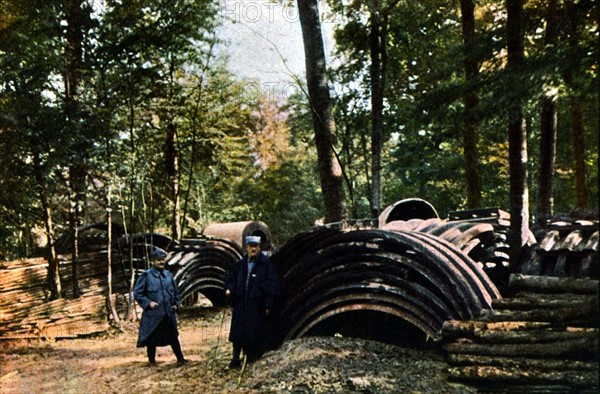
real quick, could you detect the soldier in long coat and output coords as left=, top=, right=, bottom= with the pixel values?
left=133, top=248, right=187, bottom=365
left=224, top=235, right=280, bottom=367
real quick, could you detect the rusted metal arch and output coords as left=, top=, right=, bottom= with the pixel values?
left=271, top=227, right=341, bottom=273
left=395, top=230, right=501, bottom=302
left=167, top=238, right=242, bottom=307
left=378, top=198, right=440, bottom=225
left=382, top=219, right=510, bottom=284
left=274, top=229, right=500, bottom=343
left=202, top=221, right=273, bottom=251
left=278, top=230, right=492, bottom=314
left=285, top=294, right=439, bottom=340
left=280, top=251, right=464, bottom=318
left=279, top=230, right=495, bottom=314
left=281, top=261, right=455, bottom=321
left=281, top=279, right=452, bottom=341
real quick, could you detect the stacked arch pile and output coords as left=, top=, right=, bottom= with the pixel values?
left=167, top=238, right=242, bottom=307
left=381, top=216, right=511, bottom=290
left=271, top=229, right=500, bottom=346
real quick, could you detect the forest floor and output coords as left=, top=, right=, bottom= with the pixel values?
left=0, top=306, right=477, bottom=393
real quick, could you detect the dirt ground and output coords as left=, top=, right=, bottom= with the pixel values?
left=0, top=306, right=476, bottom=393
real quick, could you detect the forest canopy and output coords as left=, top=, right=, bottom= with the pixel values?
left=0, top=0, right=597, bottom=260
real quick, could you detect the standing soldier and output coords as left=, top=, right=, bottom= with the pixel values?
left=134, top=248, right=187, bottom=365
left=224, top=235, right=280, bottom=368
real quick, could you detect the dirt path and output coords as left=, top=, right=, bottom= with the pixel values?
left=1, top=307, right=474, bottom=393
left=1, top=307, right=245, bottom=394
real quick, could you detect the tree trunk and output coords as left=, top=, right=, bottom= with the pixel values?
left=33, top=151, right=61, bottom=299
left=460, top=0, right=482, bottom=209
left=126, top=89, right=137, bottom=321
left=536, top=0, right=559, bottom=225
left=565, top=2, right=588, bottom=209
left=571, top=98, right=587, bottom=207
left=166, top=122, right=181, bottom=241
left=369, top=0, right=383, bottom=217
left=106, top=185, right=120, bottom=325
left=297, top=0, right=346, bottom=224
left=506, top=0, right=530, bottom=267
left=66, top=0, right=85, bottom=298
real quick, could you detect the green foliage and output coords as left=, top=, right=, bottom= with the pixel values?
left=0, top=0, right=597, bottom=259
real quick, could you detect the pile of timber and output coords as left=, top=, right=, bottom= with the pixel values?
left=442, top=274, right=599, bottom=392
left=0, top=253, right=131, bottom=340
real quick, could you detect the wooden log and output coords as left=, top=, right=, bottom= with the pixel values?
left=442, top=320, right=557, bottom=339
left=448, top=353, right=600, bottom=371
left=448, top=365, right=599, bottom=388
left=474, top=328, right=598, bottom=344
left=508, top=274, right=599, bottom=294
left=479, top=302, right=600, bottom=327
left=444, top=336, right=599, bottom=360
left=492, top=293, right=597, bottom=310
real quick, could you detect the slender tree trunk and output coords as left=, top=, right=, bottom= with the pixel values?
left=460, top=0, right=482, bottom=208
left=165, top=57, right=182, bottom=241
left=33, top=152, right=61, bottom=299
left=537, top=97, right=557, bottom=222
left=166, top=122, right=181, bottom=240
left=298, top=0, right=345, bottom=223
left=126, top=86, right=137, bottom=321
left=506, top=0, right=530, bottom=266
left=369, top=0, right=383, bottom=217
left=106, top=185, right=120, bottom=324
left=536, top=0, right=559, bottom=224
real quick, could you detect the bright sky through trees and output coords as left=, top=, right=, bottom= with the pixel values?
left=215, top=0, right=335, bottom=100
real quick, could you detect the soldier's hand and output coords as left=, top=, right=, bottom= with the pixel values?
left=149, top=301, right=158, bottom=309
left=172, top=305, right=178, bottom=311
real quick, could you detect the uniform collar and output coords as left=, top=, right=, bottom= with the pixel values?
left=150, top=267, right=165, bottom=277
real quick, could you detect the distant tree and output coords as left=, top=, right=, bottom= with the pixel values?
left=297, top=0, right=346, bottom=223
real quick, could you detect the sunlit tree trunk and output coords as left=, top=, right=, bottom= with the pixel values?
left=106, top=185, right=120, bottom=325
left=506, top=0, right=530, bottom=265
left=459, top=0, right=482, bottom=209
left=126, top=84, right=137, bottom=321
left=298, top=0, right=346, bottom=223
left=369, top=0, right=383, bottom=217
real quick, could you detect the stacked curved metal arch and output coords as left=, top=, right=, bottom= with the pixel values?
left=271, top=229, right=500, bottom=344
left=381, top=218, right=510, bottom=285
left=167, top=238, right=242, bottom=307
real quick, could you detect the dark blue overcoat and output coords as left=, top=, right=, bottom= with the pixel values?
left=133, top=267, right=181, bottom=348
left=224, top=252, right=280, bottom=351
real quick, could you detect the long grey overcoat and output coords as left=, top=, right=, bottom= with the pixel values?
left=133, top=267, right=181, bottom=348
